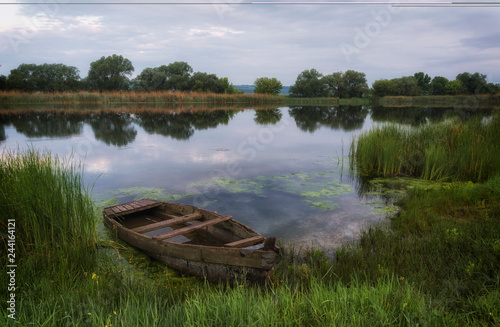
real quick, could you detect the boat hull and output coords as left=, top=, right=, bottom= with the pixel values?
left=103, top=199, right=280, bottom=282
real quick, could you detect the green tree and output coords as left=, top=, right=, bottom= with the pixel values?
left=87, top=54, right=134, bottom=92
left=254, top=77, right=283, bottom=95
left=162, top=61, right=193, bottom=91
left=444, top=80, right=467, bottom=95
left=456, top=72, right=488, bottom=94
left=393, top=76, right=420, bottom=96
left=372, top=76, right=419, bottom=97
left=133, top=67, right=166, bottom=92
left=372, top=79, right=394, bottom=97
left=189, top=72, right=222, bottom=93
left=289, top=69, right=328, bottom=98
left=217, top=77, right=242, bottom=94
left=0, top=75, right=6, bottom=91
left=6, top=63, right=80, bottom=92
left=414, top=72, right=431, bottom=95
left=324, top=70, right=368, bottom=98
left=429, top=76, right=449, bottom=95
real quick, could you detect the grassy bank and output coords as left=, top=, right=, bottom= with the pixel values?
left=0, top=90, right=285, bottom=106
left=0, top=90, right=370, bottom=107
left=350, top=113, right=500, bottom=182
left=2, top=149, right=499, bottom=325
left=0, top=149, right=97, bottom=281
left=372, top=94, right=500, bottom=108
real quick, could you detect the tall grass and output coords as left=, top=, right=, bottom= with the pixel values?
left=350, top=113, right=500, bottom=182
left=0, top=148, right=97, bottom=279
left=0, top=90, right=285, bottom=106
left=372, top=94, right=500, bottom=108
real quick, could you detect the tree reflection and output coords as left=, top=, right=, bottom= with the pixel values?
left=370, top=107, right=494, bottom=125
left=6, top=112, right=84, bottom=138
left=288, top=106, right=368, bottom=132
left=0, top=123, right=5, bottom=142
left=254, top=108, right=282, bottom=125
left=134, top=110, right=238, bottom=140
left=87, top=112, right=137, bottom=147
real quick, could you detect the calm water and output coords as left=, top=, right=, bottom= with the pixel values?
left=0, top=105, right=485, bottom=249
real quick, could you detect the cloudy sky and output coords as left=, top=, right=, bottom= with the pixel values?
left=1, top=1, right=499, bottom=86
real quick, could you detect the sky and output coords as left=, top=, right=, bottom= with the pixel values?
left=0, top=0, right=499, bottom=86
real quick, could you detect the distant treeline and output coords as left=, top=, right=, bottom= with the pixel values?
left=288, top=69, right=499, bottom=99
left=372, top=72, right=500, bottom=97
left=1, top=54, right=499, bottom=98
left=0, top=55, right=242, bottom=95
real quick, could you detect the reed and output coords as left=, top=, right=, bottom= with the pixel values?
left=372, top=94, right=500, bottom=108
left=0, top=90, right=285, bottom=106
left=0, top=148, right=97, bottom=279
left=350, top=113, right=500, bottom=182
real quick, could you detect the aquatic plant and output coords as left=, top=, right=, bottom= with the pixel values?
left=350, top=113, right=500, bottom=182
left=0, top=148, right=97, bottom=278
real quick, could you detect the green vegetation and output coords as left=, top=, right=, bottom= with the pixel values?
left=0, top=90, right=283, bottom=106
left=372, top=72, right=500, bottom=97
left=5, top=63, right=81, bottom=92
left=372, top=93, right=500, bottom=108
left=350, top=113, right=500, bottom=182
left=87, top=54, right=134, bottom=92
left=289, top=69, right=368, bottom=99
left=254, top=77, right=283, bottom=95
left=0, top=149, right=97, bottom=300
left=2, top=131, right=500, bottom=325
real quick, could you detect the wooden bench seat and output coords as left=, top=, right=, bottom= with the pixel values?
left=225, top=236, right=265, bottom=248
left=132, top=212, right=203, bottom=234
left=153, top=215, right=233, bottom=241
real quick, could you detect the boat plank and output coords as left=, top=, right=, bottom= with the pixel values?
left=225, top=236, right=265, bottom=248
left=153, top=216, right=232, bottom=241
left=105, top=199, right=163, bottom=217
left=132, top=212, right=203, bottom=234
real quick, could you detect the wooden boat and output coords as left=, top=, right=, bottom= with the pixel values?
left=103, top=198, right=281, bottom=282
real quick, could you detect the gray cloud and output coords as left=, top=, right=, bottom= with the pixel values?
left=1, top=1, right=499, bottom=86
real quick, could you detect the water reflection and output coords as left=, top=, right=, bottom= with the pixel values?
left=88, top=112, right=137, bottom=146
left=2, top=105, right=497, bottom=249
left=1, top=106, right=374, bottom=145
left=8, top=112, right=84, bottom=138
left=288, top=106, right=368, bottom=132
left=254, top=108, right=283, bottom=125
left=371, top=106, right=494, bottom=125
left=135, top=110, right=238, bottom=140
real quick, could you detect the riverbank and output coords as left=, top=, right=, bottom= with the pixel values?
left=372, top=94, right=500, bottom=109
left=0, top=90, right=368, bottom=107
left=3, top=91, right=500, bottom=109
left=1, top=138, right=499, bottom=325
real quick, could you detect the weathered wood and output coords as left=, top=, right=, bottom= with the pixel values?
left=103, top=199, right=281, bottom=282
left=105, top=198, right=162, bottom=217
left=132, top=211, right=203, bottom=234
left=225, top=236, right=265, bottom=248
left=153, top=215, right=233, bottom=241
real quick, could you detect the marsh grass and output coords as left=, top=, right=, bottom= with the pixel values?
left=0, top=90, right=285, bottom=106
left=373, top=94, right=500, bottom=108
left=350, top=113, right=500, bottom=182
left=0, top=148, right=97, bottom=279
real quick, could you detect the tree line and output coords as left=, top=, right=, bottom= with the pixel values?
left=0, top=54, right=242, bottom=94
left=1, top=54, right=498, bottom=97
left=372, top=72, right=500, bottom=97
